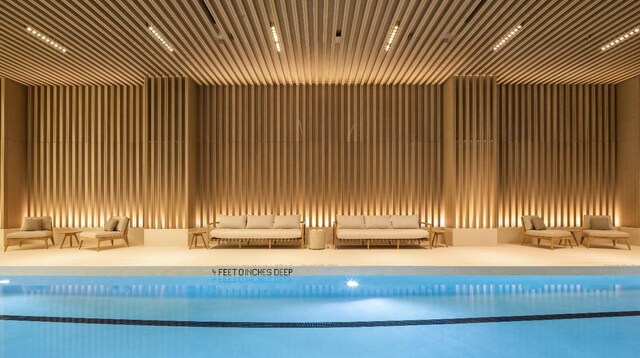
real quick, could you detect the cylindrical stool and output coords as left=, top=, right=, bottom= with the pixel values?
left=308, top=229, right=326, bottom=250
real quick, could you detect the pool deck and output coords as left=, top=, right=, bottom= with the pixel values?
left=1, top=242, right=639, bottom=276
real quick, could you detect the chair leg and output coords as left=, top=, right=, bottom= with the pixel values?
left=111, top=240, right=114, bottom=246
left=78, top=240, right=84, bottom=249
left=367, top=240, right=370, bottom=249
left=97, top=240, right=101, bottom=252
left=520, top=235, right=527, bottom=246
left=613, top=240, right=616, bottom=247
left=124, top=237, right=130, bottom=247
left=397, top=240, right=400, bottom=249
left=566, top=237, right=573, bottom=249
left=626, top=239, right=632, bottom=250
left=44, top=239, right=49, bottom=249
left=549, top=239, right=554, bottom=250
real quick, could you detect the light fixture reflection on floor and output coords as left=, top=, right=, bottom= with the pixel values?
left=346, top=280, right=359, bottom=288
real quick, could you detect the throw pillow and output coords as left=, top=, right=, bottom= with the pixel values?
left=590, top=217, right=612, bottom=230
left=21, top=217, right=43, bottom=231
left=103, top=218, right=119, bottom=231
left=531, top=217, right=546, bottom=230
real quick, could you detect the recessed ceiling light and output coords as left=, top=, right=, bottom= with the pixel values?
left=601, top=26, right=640, bottom=52
left=147, top=25, right=174, bottom=52
left=493, top=24, right=523, bottom=51
left=26, top=26, right=68, bottom=53
left=270, top=25, right=282, bottom=52
left=384, top=23, right=399, bottom=51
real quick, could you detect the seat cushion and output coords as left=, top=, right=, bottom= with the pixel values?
left=582, top=229, right=629, bottom=238
left=79, top=231, right=124, bottom=239
left=391, top=215, right=419, bottom=229
left=274, top=215, right=301, bottom=229
left=337, top=229, right=428, bottom=240
left=21, top=217, right=44, bottom=231
left=246, top=215, right=275, bottom=229
left=6, top=230, right=52, bottom=239
left=365, top=215, right=391, bottom=229
left=218, top=215, right=247, bottom=229
left=525, top=229, right=570, bottom=238
left=210, top=229, right=301, bottom=239
left=336, top=215, right=365, bottom=229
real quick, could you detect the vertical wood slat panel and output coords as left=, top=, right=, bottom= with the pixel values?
left=28, top=84, right=144, bottom=228
left=499, top=83, right=616, bottom=227
left=144, top=77, right=191, bottom=229
left=0, top=79, right=4, bottom=228
left=197, top=84, right=443, bottom=227
left=448, top=76, right=499, bottom=228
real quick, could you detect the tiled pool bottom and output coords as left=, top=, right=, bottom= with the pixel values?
left=1, top=275, right=639, bottom=357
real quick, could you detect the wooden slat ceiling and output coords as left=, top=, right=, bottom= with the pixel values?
left=0, top=0, right=639, bottom=86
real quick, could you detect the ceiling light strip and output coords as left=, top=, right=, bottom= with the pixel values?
left=384, top=24, right=399, bottom=51
left=270, top=25, right=282, bottom=52
left=493, top=25, right=522, bottom=51
left=26, top=26, right=68, bottom=53
left=148, top=25, right=174, bottom=52
left=601, top=26, right=640, bottom=52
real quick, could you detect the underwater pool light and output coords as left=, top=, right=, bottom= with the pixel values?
left=346, top=280, right=359, bottom=288
left=0, top=279, right=10, bottom=284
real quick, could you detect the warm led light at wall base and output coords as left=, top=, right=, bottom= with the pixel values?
left=26, top=26, right=68, bottom=53
left=270, top=25, right=282, bottom=52
left=148, top=25, right=175, bottom=52
left=493, top=24, right=523, bottom=51
left=600, top=27, right=639, bottom=51
left=384, top=23, right=399, bottom=51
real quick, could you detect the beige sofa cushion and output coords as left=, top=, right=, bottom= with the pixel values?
left=210, top=229, right=301, bottom=239
left=80, top=231, right=124, bottom=239
left=114, top=216, right=130, bottom=232
left=590, top=217, right=612, bottom=230
left=21, top=217, right=43, bottom=231
left=337, top=215, right=365, bottom=229
left=582, top=215, right=613, bottom=230
left=521, top=215, right=538, bottom=231
left=6, top=230, right=52, bottom=239
left=247, top=215, right=275, bottom=229
left=531, top=217, right=546, bottom=230
left=219, top=215, right=247, bottom=229
left=525, top=229, right=570, bottom=238
left=365, top=215, right=391, bottom=229
left=582, top=229, right=629, bottom=238
left=337, top=229, right=428, bottom=240
left=104, top=218, right=119, bottom=231
left=391, top=215, right=419, bottom=229
left=274, top=215, right=301, bottom=229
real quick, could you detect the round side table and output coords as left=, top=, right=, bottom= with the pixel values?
left=308, top=229, right=326, bottom=250
left=58, top=229, right=82, bottom=249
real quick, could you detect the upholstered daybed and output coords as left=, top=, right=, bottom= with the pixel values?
left=78, top=216, right=130, bottom=251
left=581, top=215, right=631, bottom=250
left=4, top=216, right=54, bottom=251
left=521, top=215, right=573, bottom=250
left=209, top=215, right=305, bottom=249
left=333, top=215, right=429, bottom=249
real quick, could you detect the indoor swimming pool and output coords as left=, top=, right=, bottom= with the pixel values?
left=1, top=275, right=638, bottom=357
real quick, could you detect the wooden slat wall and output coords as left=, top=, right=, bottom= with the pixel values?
left=145, top=77, right=197, bottom=229
left=445, top=76, right=499, bottom=228
left=499, top=84, right=616, bottom=227
left=0, top=79, right=5, bottom=228
left=28, top=85, right=145, bottom=228
left=197, top=85, right=443, bottom=227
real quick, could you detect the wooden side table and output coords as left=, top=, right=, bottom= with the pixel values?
left=188, top=228, right=209, bottom=249
left=58, top=229, right=82, bottom=249
left=428, top=227, right=448, bottom=248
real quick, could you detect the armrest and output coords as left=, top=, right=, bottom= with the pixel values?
left=208, top=222, right=219, bottom=230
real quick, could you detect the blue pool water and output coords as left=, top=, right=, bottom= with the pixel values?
left=1, top=275, right=639, bottom=357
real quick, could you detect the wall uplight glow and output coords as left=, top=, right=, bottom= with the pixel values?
left=493, top=24, right=522, bottom=51
left=148, top=25, right=174, bottom=52
left=600, top=27, right=640, bottom=52
left=26, top=27, right=68, bottom=53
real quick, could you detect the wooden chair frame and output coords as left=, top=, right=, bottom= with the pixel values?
left=4, top=232, right=55, bottom=252
left=78, top=222, right=130, bottom=252
left=520, top=217, right=573, bottom=250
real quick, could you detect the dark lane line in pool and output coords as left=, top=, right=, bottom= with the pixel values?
left=1, top=311, right=640, bottom=328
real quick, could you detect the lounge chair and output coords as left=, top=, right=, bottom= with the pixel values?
left=581, top=215, right=631, bottom=250
left=3, top=216, right=54, bottom=251
left=78, top=216, right=130, bottom=251
left=521, top=215, right=573, bottom=250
